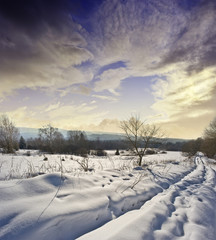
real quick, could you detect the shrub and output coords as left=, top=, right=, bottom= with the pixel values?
left=91, top=149, right=107, bottom=156
left=145, top=149, right=157, bottom=155
left=160, top=151, right=167, bottom=154
left=26, top=151, right=31, bottom=156
left=115, top=149, right=120, bottom=155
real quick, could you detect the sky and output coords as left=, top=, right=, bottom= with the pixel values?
left=0, top=0, right=216, bottom=139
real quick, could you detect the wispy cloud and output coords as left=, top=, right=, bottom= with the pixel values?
left=92, top=94, right=118, bottom=101
left=1, top=0, right=216, bottom=137
left=1, top=101, right=102, bottom=130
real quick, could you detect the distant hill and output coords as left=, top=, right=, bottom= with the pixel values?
left=18, top=127, right=39, bottom=139
left=18, top=127, right=189, bottom=142
left=87, top=132, right=126, bottom=141
left=18, top=127, right=126, bottom=141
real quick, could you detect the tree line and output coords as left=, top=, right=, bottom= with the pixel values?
left=182, top=118, right=216, bottom=158
left=0, top=114, right=174, bottom=156
left=1, top=114, right=215, bottom=162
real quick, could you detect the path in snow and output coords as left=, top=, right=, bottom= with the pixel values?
left=78, top=158, right=216, bottom=240
left=0, top=154, right=216, bottom=240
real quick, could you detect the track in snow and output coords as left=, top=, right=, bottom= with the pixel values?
left=78, top=158, right=216, bottom=240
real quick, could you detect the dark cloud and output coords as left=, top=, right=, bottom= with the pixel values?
left=187, top=34, right=216, bottom=73
left=156, top=0, right=216, bottom=75
left=0, top=0, right=105, bottom=37
left=158, top=46, right=192, bottom=66
left=186, top=52, right=216, bottom=74
left=0, top=0, right=77, bottom=36
left=0, top=0, right=97, bottom=97
left=0, top=0, right=77, bottom=69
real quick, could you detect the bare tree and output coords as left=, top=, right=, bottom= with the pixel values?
left=120, top=115, right=163, bottom=166
left=0, top=115, right=20, bottom=153
left=182, top=138, right=203, bottom=158
left=204, top=118, right=216, bottom=140
left=67, top=130, right=88, bottom=155
left=202, top=118, right=216, bottom=158
left=38, top=124, right=62, bottom=153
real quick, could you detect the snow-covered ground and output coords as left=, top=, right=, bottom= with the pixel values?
left=0, top=151, right=216, bottom=240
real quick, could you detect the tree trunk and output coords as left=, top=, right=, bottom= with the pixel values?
left=138, top=155, right=142, bottom=166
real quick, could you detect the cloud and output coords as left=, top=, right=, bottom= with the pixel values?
left=1, top=0, right=216, bottom=138
left=88, top=0, right=216, bottom=137
left=91, top=0, right=186, bottom=66
left=157, top=1, right=216, bottom=73
left=1, top=107, right=47, bottom=128
left=40, top=103, right=97, bottom=119
left=1, top=101, right=106, bottom=130
left=78, top=85, right=92, bottom=95
left=150, top=66, right=216, bottom=138
left=0, top=105, right=122, bottom=134
left=148, top=0, right=216, bottom=130
left=152, top=67, right=216, bottom=117
left=0, top=0, right=94, bottom=98
left=3, top=0, right=214, bottom=100
left=84, top=0, right=190, bottom=97
left=92, top=94, right=118, bottom=101
left=157, top=111, right=215, bottom=139
left=45, top=102, right=61, bottom=112
left=94, top=67, right=129, bottom=93
left=80, top=118, right=121, bottom=133
left=91, top=0, right=216, bottom=99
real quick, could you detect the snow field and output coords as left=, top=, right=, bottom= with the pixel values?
left=0, top=151, right=216, bottom=239
left=79, top=160, right=216, bottom=240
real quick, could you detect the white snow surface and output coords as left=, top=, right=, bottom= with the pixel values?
left=0, top=151, right=216, bottom=240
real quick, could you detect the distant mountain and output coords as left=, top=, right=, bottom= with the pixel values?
left=18, top=127, right=189, bottom=142
left=87, top=132, right=126, bottom=141
left=163, top=138, right=190, bottom=143
left=18, top=127, right=39, bottom=139
left=18, top=127, right=125, bottom=141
